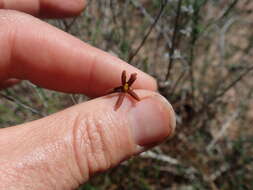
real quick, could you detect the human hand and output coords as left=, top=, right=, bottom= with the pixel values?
left=0, top=2, right=176, bottom=190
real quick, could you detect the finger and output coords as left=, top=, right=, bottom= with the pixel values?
left=0, top=0, right=85, bottom=18
left=0, top=10, right=157, bottom=97
left=0, top=90, right=176, bottom=189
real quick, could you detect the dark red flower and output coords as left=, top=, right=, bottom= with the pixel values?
left=112, top=70, right=140, bottom=110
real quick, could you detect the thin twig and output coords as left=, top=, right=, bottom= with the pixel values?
left=207, top=66, right=253, bottom=106
left=170, top=69, right=186, bottom=94
left=209, top=163, right=230, bottom=181
left=110, top=0, right=118, bottom=26
left=130, top=0, right=172, bottom=48
left=140, top=150, right=179, bottom=165
left=70, top=94, right=78, bottom=105
left=219, top=17, right=238, bottom=66
left=187, top=0, right=208, bottom=107
left=207, top=110, right=240, bottom=151
left=199, top=66, right=253, bottom=114
left=63, top=17, right=78, bottom=32
left=220, top=0, right=239, bottom=19
left=202, top=0, right=239, bottom=38
left=0, top=92, right=45, bottom=117
left=166, top=0, right=183, bottom=79
left=128, top=0, right=168, bottom=63
left=28, top=82, right=49, bottom=108
left=62, top=0, right=92, bottom=32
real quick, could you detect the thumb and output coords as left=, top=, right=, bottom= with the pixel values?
left=0, top=90, right=176, bottom=190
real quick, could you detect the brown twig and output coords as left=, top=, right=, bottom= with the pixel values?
left=130, top=0, right=172, bottom=49
left=0, top=92, right=45, bottom=117
left=62, top=0, right=92, bottom=32
left=166, top=0, right=183, bottom=79
left=220, top=0, right=239, bottom=19
left=128, top=0, right=168, bottom=63
left=187, top=0, right=208, bottom=107
left=170, top=69, right=186, bottom=94
left=199, top=66, right=253, bottom=113
left=62, top=17, right=78, bottom=32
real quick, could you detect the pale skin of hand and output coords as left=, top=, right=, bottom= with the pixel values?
left=0, top=1, right=176, bottom=190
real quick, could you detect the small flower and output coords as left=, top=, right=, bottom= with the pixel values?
left=112, top=70, right=140, bottom=110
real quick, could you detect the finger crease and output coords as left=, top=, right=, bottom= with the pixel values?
left=72, top=115, right=89, bottom=182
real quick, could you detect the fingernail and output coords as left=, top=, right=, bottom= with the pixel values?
left=129, top=94, right=176, bottom=147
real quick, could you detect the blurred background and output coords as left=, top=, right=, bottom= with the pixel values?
left=1, top=0, right=253, bottom=189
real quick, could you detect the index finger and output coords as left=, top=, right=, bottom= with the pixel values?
left=0, top=0, right=85, bottom=18
left=0, top=11, right=157, bottom=97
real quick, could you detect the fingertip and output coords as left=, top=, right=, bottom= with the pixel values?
left=0, top=0, right=86, bottom=18
left=124, top=90, right=175, bottom=147
left=149, top=75, right=158, bottom=91
left=100, top=89, right=175, bottom=148
left=39, top=0, right=86, bottom=18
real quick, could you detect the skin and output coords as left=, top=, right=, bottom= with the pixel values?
left=0, top=2, right=176, bottom=190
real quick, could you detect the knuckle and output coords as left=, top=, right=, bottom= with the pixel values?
left=72, top=110, right=134, bottom=177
